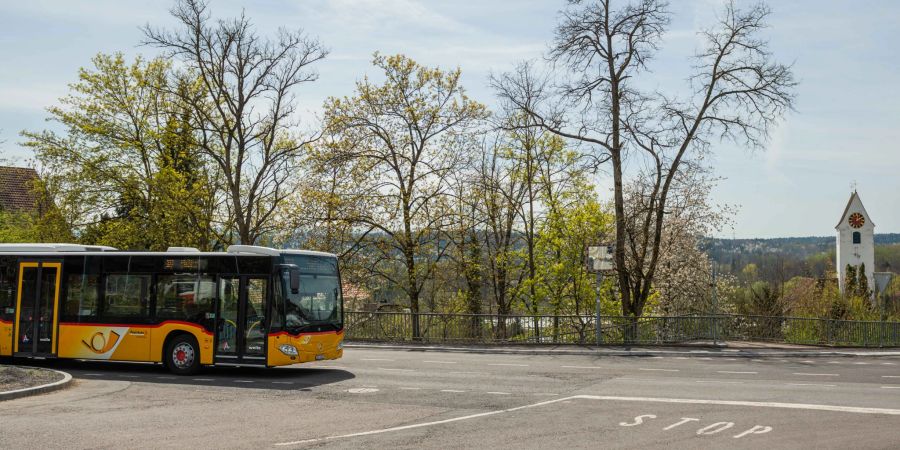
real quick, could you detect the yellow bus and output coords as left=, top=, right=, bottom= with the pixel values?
left=0, top=244, right=344, bottom=374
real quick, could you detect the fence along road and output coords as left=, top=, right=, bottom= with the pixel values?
left=345, top=311, right=900, bottom=347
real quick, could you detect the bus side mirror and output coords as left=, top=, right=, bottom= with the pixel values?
left=289, top=268, right=300, bottom=294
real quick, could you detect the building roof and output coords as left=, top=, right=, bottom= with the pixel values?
left=835, top=190, right=875, bottom=229
left=0, top=166, right=39, bottom=212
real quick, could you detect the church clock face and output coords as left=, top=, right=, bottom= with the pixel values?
left=848, top=212, right=865, bottom=228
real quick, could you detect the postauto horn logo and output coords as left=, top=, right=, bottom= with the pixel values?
left=83, top=330, right=121, bottom=354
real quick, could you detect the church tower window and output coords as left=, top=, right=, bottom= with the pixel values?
left=852, top=231, right=861, bottom=244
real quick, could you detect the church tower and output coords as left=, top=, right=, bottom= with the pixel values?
left=835, top=190, right=875, bottom=295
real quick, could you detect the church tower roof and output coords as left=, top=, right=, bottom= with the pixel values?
left=835, top=191, right=875, bottom=229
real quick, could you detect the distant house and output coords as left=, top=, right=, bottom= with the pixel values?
left=0, top=166, right=39, bottom=213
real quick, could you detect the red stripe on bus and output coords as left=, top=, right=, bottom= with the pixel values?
left=58, top=320, right=214, bottom=335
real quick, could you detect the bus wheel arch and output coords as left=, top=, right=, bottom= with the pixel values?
left=163, top=331, right=201, bottom=375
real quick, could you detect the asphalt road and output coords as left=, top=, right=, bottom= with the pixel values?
left=2, top=348, right=899, bottom=449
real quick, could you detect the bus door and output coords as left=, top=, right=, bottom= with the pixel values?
left=215, top=275, right=268, bottom=365
left=14, top=261, right=62, bottom=356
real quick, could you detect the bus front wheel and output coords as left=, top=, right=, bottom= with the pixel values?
left=165, top=334, right=200, bottom=375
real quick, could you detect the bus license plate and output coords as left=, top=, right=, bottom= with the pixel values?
left=315, top=354, right=325, bottom=360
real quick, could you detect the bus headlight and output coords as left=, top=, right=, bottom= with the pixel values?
left=278, top=344, right=299, bottom=356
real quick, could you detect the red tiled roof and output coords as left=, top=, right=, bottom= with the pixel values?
left=0, top=166, right=39, bottom=212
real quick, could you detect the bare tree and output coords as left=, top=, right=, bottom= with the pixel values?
left=493, top=0, right=795, bottom=330
left=142, top=0, right=327, bottom=244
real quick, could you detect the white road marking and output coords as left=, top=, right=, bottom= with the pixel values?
left=156, top=376, right=175, bottom=379
left=853, top=362, right=869, bottom=365
left=801, top=360, right=815, bottom=364
left=488, top=363, right=528, bottom=367
left=882, top=386, right=900, bottom=390
left=272, top=381, right=294, bottom=385
left=883, top=362, right=896, bottom=365
left=695, top=380, right=743, bottom=384
left=675, top=357, right=689, bottom=360
left=192, top=378, right=214, bottom=381
left=750, top=359, right=764, bottom=362
left=379, top=368, right=415, bottom=372
left=717, top=371, right=758, bottom=374
left=792, top=373, right=839, bottom=377
left=486, top=391, right=511, bottom=395
left=561, top=365, right=602, bottom=369
left=348, top=388, right=379, bottom=394
left=234, top=380, right=255, bottom=383
left=274, top=396, right=574, bottom=446
left=423, top=360, right=457, bottom=364
left=881, top=375, right=900, bottom=378
left=273, top=394, right=900, bottom=446
left=119, top=375, right=139, bottom=378
left=639, top=368, right=679, bottom=372
left=440, top=389, right=466, bottom=393
left=533, top=393, right=559, bottom=396
left=400, top=387, right=421, bottom=390
left=83, top=373, right=102, bottom=376
left=577, top=395, right=900, bottom=415
left=787, top=383, right=836, bottom=387
left=663, top=417, right=699, bottom=430
left=361, top=358, right=395, bottom=362
left=828, top=361, right=842, bottom=364
left=449, top=371, right=486, bottom=375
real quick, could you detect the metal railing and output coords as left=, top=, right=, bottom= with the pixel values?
left=344, top=311, right=900, bottom=347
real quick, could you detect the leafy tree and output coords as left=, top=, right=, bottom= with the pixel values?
left=321, top=54, right=487, bottom=338
left=844, top=264, right=858, bottom=297
left=857, top=263, right=870, bottom=298
left=23, top=53, right=216, bottom=250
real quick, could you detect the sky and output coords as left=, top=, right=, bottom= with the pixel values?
left=1, top=0, right=898, bottom=239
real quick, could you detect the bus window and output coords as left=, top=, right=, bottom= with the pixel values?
left=0, top=259, right=15, bottom=322
left=103, top=274, right=150, bottom=320
left=65, top=274, right=100, bottom=319
left=156, top=275, right=215, bottom=324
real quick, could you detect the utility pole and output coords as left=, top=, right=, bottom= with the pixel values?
left=711, top=264, right=719, bottom=346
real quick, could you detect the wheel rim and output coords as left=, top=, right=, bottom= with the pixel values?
left=172, top=342, right=195, bottom=369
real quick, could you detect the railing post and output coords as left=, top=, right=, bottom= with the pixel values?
left=595, top=271, right=603, bottom=346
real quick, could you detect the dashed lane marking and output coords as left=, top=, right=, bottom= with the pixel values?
left=882, top=386, right=900, bottom=389
left=361, top=358, right=395, bottom=362
left=883, top=362, right=896, bottom=365
left=561, top=365, right=603, bottom=369
left=717, top=371, right=758, bottom=374
left=488, top=363, right=529, bottom=367
left=788, top=383, right=835, bottom=387
left=533, top=393, right=559, bottom=396
left=157, top=376, right=176, bottom=379
left=423, top=360, right=457, bottom=364
left=273, top=394, right=900, bottom=446
left=400, top=387, right=422, bottom=390
left=695, top=380, right=743, bottom=384
left=448, top=371, right=487, bottom=375
left=348, top=388, right=379, bottom=394
left=487, top=391, right=511, bottom=395
left=881, top=375, right=900, bottom=378
left=83, top=373, right=102, bottom=376
left=639, top=368, right=679, bottom=372
left=119, top=375, right=139, bottom=378
left=379, top=368, right=415, bottom=372
left=234, top=380, right=255, bottom=383
left=440, top=389, right=466, bottom=393
left=272, top=382, right=294, bottom=385
left=792, top=373, right=839, bottom=377
left=193, top=378, right=214, bottom=381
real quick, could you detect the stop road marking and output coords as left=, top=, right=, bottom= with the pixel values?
left=618, top=414, right=773, bottom=439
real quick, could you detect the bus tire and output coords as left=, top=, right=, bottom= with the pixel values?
left=164, top=334, right=200, bottom=375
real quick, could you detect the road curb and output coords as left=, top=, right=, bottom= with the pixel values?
left=0, top=367, right=73, bottom=401
left=344, top=343, right=900, bottom=358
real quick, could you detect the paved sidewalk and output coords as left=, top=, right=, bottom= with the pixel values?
left=345, top=341, right=900, bottom=358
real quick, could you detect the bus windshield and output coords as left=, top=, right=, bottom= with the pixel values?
left=279, top=254, right=342, bottom=331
